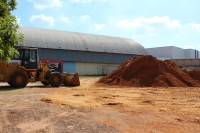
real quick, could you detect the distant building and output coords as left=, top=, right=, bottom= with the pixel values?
left=18, top=27, right=148, bottom=75
left=147, top=46, right=199, bottom=60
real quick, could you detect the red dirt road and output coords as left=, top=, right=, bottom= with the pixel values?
left=0, top=77, right=200, bottom=133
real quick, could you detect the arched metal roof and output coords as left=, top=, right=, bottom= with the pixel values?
left=19, top=27, right=148, bottom=55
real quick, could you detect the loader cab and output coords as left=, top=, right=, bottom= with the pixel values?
left=17, top=48, right=39, bottom=69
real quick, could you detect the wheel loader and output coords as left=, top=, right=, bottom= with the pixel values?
left=0, top=47, right=80, bottom=88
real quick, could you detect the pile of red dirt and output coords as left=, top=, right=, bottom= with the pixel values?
left=186, top=70, right=200, bottom=81
left=98, top=55, right=200, bottom=87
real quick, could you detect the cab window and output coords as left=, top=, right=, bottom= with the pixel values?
left=30, top=50, right=36, bottom=62
left=24, top=50, right=29, bottom=60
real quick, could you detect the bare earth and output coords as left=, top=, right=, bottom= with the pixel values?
left=0, top=77, right=200, bottom=133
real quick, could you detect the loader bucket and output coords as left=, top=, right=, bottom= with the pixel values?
left=63, top=72, right=80, bottom=86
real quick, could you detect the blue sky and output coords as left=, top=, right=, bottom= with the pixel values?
left=13, top=0, right=200, bottom=50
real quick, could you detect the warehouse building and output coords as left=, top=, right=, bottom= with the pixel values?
left=147, top=46, right=200, bottom=68
left=147, top=46, right=200, bottom=60
left=18, top=27, right=148, bottom=75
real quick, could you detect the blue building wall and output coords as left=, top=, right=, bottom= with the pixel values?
left=63, top=62, right=76, bottom=72
left=38, top=48, right=136, bottom=64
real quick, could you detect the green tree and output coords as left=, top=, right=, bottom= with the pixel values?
left=0, top=0, right=23, bottom=60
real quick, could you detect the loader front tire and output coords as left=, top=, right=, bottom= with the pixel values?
left=41, top=81, right=49, bottom=86
left=48, top=72, right=63, bottom=87
left=9, top=71, right=28, bottom=88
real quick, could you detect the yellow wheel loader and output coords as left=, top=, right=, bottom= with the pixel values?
left=0, top=47, right=80, bottom=88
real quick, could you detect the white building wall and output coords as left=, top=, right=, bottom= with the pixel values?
left=76, top=62, right=119, bottom=75
left=184, top=49, right=193, bottom=59
left=198, top=51, right=200, bottom=59
left=147, top=46, right=200, bottom=59
left=184, top=49, right=191, bottom=59
left=184, top=49, right=200, bottom=59
left=147, top=46, right=173, bottom=59
left=172, top=47, right=185, bottom=59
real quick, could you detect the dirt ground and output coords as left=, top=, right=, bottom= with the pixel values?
left=0, top=76, right=200, bottom=133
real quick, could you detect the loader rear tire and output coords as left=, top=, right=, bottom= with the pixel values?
left=48, top=72, right=63, bottom=87
left=9, top=71, right=28, bottom=88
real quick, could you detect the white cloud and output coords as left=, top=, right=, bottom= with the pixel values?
left=143, top=26, right=155, bottom=33
left=71, top=0, right=111, bottom=3
left=61, top=16, right=70, bottom=24
left=28, top=0, right=63, bottom=10
left=117, top=16, right=181, bottom=30
left=94, top=23, right=105, bottom=30
left=81, top=15, right=91, bottom=21
left=187, top=23, right=200, bottom=32
left=29, top=14, right=55, bottom=27
left=16, top=16, right=20, bottom=24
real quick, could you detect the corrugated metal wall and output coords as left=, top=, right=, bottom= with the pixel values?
left=38, top=48, right=135, bottom=64
left=38, top=48, right=133, bottom=75
left=75, top=62, right=119, bottom=75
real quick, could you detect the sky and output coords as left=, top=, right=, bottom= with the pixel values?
left=13, top=0, right=200, bottom=50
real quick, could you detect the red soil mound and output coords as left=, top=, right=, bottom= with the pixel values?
left=98, top=55, right=200, bottom=87
left=186, top=70, right=200, bottom=81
